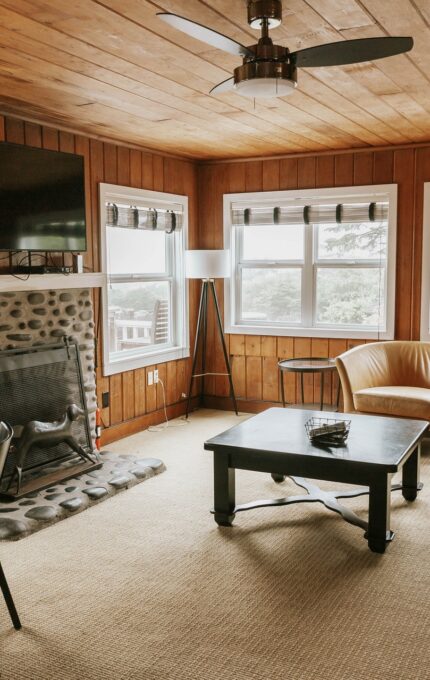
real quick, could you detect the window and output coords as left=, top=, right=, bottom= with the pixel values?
left=224, top=185, right=397, bottom=339
left=100, top=183, right=189, bottom=375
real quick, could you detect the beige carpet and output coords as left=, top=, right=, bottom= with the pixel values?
left=1, top=409, right=429, bottom=680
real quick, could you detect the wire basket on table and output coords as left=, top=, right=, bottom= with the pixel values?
left=305, top=417, right=351, bottom=446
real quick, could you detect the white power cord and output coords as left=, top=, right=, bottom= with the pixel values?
left=148, top=378, right=190, bottom=433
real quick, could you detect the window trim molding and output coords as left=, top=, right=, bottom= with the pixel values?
left=223, top=184, right=397, bottom=339
left=421, top=183, right=430, bottom=341
left=100, top=183, right=189, bottom=376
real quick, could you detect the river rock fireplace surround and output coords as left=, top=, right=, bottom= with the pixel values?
left=0, top=283, right=99, bottom=498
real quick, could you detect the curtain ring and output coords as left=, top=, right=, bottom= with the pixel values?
left=166, top=210, right=176, bottom=234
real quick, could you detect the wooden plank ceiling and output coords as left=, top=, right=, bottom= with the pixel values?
left=0, top=0, right=429, bottom=159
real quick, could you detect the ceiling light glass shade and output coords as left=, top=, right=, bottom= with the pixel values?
left=185, top=250, right=231, bottom=279
left=234, top=77, right=296, bottom=98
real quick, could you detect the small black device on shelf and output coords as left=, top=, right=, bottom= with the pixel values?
left=13, top=264, right=73, bottom=275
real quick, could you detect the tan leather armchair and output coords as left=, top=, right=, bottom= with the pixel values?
left=335, top=341, right=430, bottom=421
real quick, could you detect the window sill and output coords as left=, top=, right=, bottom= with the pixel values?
left=102, top=345, right=190, bottom=376
left=225, top=323, right=393, bottom=340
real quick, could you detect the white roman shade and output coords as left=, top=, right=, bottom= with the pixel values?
left=232, top=201, right=389, bottom=227
left=106, top=201, right=183, bottom=232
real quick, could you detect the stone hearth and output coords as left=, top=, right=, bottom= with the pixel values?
left=0, top=451, right=166, bottom=540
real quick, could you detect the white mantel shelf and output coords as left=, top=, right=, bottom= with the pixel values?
left=0, top=272, right=106, bottom=292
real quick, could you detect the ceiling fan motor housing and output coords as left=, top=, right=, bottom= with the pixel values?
left=248, top=0, right=283, bottom=28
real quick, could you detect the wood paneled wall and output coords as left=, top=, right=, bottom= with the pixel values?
left=198, top=146, right=430, bottom=410
left=3, top=111, right=430, bottom=426
left=0, top=115, right=200, bottom=443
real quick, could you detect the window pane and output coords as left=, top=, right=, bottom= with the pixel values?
left=316, top=268, right=385, bottom=327
left=107, top=227, right=166, bottom=275
left=242, top=225, right=304, bottom=261
left=108, top=281, right=170, bottom=356
left=241, top=268, right=301, bottom=323
left=317, top=222, right=387, bottom=260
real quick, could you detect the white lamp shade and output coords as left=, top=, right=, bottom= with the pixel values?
left=185, top=250, right=230, bottom=279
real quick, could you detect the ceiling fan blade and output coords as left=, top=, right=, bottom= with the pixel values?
left=157, top=13, right=255, bottom=58
left=210, top=77, right=235, bottom=95
left=291, top=36, right=413, bottom=68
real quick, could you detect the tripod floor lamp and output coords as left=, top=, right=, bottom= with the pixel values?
left=185, top=250, right=238, bottom=418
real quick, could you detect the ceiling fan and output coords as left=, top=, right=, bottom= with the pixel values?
left=157, top=0, right=413, bottom=99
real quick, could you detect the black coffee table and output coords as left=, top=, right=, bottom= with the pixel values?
left=204, top=408, right=427, bottom=553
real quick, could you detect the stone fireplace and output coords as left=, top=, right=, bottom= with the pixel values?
left=0, top=276, right=168, bottom=540
left=0, top=285, right=99, bottom=495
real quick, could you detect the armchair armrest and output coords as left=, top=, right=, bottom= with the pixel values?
left=335, top=343, right=390, bottom=412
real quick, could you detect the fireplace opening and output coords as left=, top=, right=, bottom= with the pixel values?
left=0, top=338, right=100, bottom=499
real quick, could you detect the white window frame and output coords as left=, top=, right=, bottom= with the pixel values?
left=224, top=184, right=397, bottom=339
left=100, top=183, right=189, bottom=376
left=420, top=183, right=430, bottom=340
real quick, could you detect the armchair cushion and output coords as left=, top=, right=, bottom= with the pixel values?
left=353, top=386, right=430, bottom=421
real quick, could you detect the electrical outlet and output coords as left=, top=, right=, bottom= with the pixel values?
left=154, top=369, right=159, bottom=384
left=181, top=393, right=187, bottom=399
left=147, top=371, right=153, bottom=386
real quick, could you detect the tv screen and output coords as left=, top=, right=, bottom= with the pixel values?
left=0, top=142, right=87, bottom=252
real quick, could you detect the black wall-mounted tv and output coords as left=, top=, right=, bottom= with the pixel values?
left=0, top=142, right=87, bottom=252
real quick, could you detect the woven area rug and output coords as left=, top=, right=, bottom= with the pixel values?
left=1, top=409, right=429, bottom=680
left=0, top=451, right=165, bottom=540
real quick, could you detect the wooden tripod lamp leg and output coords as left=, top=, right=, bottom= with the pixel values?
left=209, top=281, right=238, bottom=415
left=185, top=281, right=208, bottom=418
left=186, top=278, right=238, bottom=417
left=0, top=562, right=21, bottom=630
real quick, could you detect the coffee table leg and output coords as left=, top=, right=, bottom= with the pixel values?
left=271, top=473, right=287, bottom=483
left=402, top=445, right=422, bottom=501
left=367, top=473, right=394, bottom=553
left=213, top=452, right=236, bottom=527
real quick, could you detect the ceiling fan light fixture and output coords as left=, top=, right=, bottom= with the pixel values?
left=234, top=77, right=295, bottom=98
left=234, top=60, right=297, bottom=98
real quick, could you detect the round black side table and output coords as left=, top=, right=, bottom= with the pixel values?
left=278, top=357, right=341, bottom=411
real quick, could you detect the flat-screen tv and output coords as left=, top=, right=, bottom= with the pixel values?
left=0, top=142, right=87, bottom=252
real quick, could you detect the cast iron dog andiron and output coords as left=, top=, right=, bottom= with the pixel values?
left=7, top=404, right=97, bottom=495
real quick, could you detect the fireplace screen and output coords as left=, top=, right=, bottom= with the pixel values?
left=0, top=339, right=93, bottom=488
